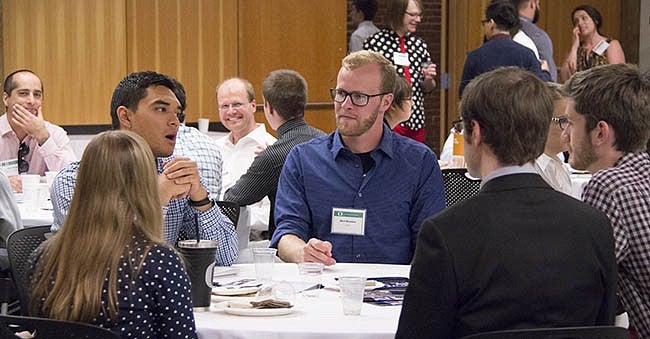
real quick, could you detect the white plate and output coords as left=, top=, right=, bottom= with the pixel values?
left=212, top=286, right=261, bottom=296
left=322, top=280, right=385, bottom=291
left=223, top=304, right=293, bottom=317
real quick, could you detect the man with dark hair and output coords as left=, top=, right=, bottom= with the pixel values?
left=348, top=0, right=379, bottom=53
left=511, top=0, right=558, bottom=81
left=271, top=51, right=445, bottom=265
left=397, top=67, right=617, bottom=338
left=459, top=0, right=550, bottom=96
left=224, top=69, right=324, bottom=239
left=0, top=70, right=76, bottom=192
left=52, top=71, right=238, bottom=266
left=562, top=63, right=650, bottom=338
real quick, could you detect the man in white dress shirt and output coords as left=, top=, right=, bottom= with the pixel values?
left=534, top=83, right=571, bottom=195
left=215, top=78, right=276, bottom=240
left=348, top=0, right=380, bottom=53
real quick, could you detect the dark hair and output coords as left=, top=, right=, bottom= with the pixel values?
left=262, top=69, right=307, bottom=121
left=354, top=0, right=378, bottom=21
left=562, top=64, right=650, bottom=153
left=572, top=5, right=603, bottom=35
left=460, top=67, right=553, bottom=165
left=110, top=71, right=178, bottom=129
left=3, top=69, right=43, bottom=96
left=386, top=0, right=423, bottom=31
left=392, top=76, right=412, bottom=109
left=509, top=0, right=529, bottom=10
left=486, top=0, right=521, bottom=34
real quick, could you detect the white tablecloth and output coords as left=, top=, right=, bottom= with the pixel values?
left=195, top=263, right=410, bottom=339
left=17, top=202, right=54, bottom=227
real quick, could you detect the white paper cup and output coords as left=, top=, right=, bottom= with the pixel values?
left=198, top=118, right=210, bottom=133
left=252, top=248, right=276, bottom=284
left=339, top=276, right=367, bottom=315
left=20, top=174, right=41, bottom=206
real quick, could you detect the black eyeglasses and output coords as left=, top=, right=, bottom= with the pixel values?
left=18, top=142, right=30, bottom=174
left=404, top=11, right=423, bottom=18
left=552, top=117, right=569, bottom=130
left=452, top=119, right=463, bottom=133
left=330, top=88, right=389, bottom=107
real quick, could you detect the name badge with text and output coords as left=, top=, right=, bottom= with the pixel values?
left=592, top=40, right=610, bottom=56
left=393, top=52, right=410, bottom=66
left=331, top=208, right=366, bottom=236
left=0, top=159, right=18, bottom=176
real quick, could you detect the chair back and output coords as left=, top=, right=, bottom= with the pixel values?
left=6, top=226, right=51, bottom=315
left=441, top=168, right=481, bottom=207
left=0, top=314, right=120, bottom=338
left=215, top=201, right=240, bottom=227
left=459, top=326, right=629, bottom=339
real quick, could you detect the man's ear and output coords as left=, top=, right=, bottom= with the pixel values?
left=468, top=119, right=482, bottom=145
left=592, top=120, right=613, bottom=147
left=116, top=106, right=132, bottom=129
left=2, top=92, right=9, bottom=109
left=380, top=93, right=394, bottom=113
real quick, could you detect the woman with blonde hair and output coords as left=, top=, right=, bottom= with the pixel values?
left=29, top=130, right=197, bottom=338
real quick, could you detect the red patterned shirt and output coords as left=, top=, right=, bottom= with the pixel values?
left=582, top=152, right=650, bottom=337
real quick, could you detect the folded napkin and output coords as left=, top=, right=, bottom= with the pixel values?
left=249, top=299, right=293, bottom=309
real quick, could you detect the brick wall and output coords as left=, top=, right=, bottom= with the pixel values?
left=346, top=0, right=443, bottom=153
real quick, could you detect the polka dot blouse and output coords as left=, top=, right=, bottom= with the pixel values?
left=31, top=241, right=198, bottom=338
left=364, top=29, right=432, bottom=131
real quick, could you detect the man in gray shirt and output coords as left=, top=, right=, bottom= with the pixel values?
left=512, top=0, right=557, bottom=81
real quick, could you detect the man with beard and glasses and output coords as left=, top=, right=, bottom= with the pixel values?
left=511, top=0, right=557, bottom=81
left=270, top=51, right=445, bottom=265
left=562, top=64, right=650, bottom=338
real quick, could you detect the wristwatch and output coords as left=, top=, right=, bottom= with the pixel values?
left=188, top=196, right=212, bottom=207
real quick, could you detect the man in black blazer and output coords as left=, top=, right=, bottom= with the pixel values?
left=396, top=67, right=617, bottom=339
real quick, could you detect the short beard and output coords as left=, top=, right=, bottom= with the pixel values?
left=337, top=108, right=379, bottom=137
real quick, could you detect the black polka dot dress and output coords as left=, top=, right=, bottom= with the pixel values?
left=364, top=29, right=432, bottom=131
left=31, top=241, right=198, bottom=338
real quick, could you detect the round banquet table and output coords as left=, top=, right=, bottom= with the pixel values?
left=194, top=262, right=410, bottom=339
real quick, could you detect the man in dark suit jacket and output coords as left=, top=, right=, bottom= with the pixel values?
left=396, top=67, right=617, bottom=339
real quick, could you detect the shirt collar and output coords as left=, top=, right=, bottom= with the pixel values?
left=277, top=117, right=307, bottom=138
left=0, top=114, right=14, bottom=137
left=481, top=164, right=537, bottom=187
left=331, top=125, right=396, bottom=159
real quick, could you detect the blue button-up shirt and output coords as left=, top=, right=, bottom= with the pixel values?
left=270, top=127, right=446, bottom=264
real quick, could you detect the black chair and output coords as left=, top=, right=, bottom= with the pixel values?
left=0, top=314, right=120, bottom=338
left=216, top=200, right=240, bottom=228
left=6, top=226, right=51, bottom=315
left=460, top=326, right=630, bottom=339
left=441, top=168, right=481, bottom=207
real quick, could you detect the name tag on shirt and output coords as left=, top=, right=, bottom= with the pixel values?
left=331, top=207, right=366, bottom=236
left=593, top=40, right=610, bottom=56
left=393, top=52, right=410, bottom=66
left=0, top=159, right=18, bottom=176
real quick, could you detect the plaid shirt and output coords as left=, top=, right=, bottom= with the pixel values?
left=582, top=152, right=650, bottom=337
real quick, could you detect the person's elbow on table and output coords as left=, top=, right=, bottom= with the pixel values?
left=278, top=235, right=337, bottom=266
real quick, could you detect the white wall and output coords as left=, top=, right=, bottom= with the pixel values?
left=640, top=0, right=650, bottom=71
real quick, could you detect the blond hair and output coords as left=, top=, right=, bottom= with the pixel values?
left=30, top=130, right=165, bottom=322
left=342, top=50, right=397, bottom=94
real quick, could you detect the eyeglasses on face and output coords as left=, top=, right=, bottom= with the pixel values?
left=18, top=142, right=30, bottom=174
left=330, top=88, right=388, bottom=107
left=218, top=102, right=248, bottom=112
left=452, top=119, right=463, bottom=133
left=404, top=11, right=423, bottom=18
left=552, top=117, right=569, bottom=130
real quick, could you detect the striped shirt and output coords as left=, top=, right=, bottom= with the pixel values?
left=582, top=152, right=650, bottom=337
left=224, top=118, right=325, bottom=232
